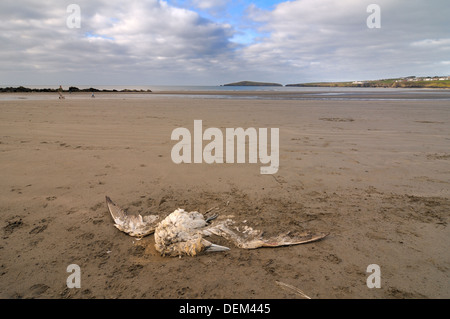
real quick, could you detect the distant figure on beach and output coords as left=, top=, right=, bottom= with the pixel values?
left=91, top=92, right=95, bottom=98
left=58, top=85, right=65, bottom=100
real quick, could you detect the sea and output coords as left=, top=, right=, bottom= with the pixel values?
left=1, top=85, right=450, bottom=101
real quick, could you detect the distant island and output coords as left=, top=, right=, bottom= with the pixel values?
left=286, top=76, right=450, bottom=89
left=223, top=81, right=283, bottom=87
left=0, top=86, right=152, bottom=93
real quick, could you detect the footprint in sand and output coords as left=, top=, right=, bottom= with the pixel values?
left=426, top=153, right=450, bottom=160
left=29, top=284, right=50, bottom=297
left=78, top=232, right=95, bottom=240
left=90, top=202, right=104, bottom=211
left=10, top=187, right=22, bottom=194
left=66, top=225, right=80, bottom=232
left=320, top=117, right=355, bottom=122
left=3, top=217, right=24, bottom=235
left=29, top=225, right=47, bottom=235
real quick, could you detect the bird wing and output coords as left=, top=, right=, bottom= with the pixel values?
left=258, top=231, right=329, bottom=248
left=105, top=196, right=159, bottom=237
left=203, top=220, right=328, bottom=249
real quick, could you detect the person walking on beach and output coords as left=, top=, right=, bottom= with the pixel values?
left=58, top=85, right=65, bottom=99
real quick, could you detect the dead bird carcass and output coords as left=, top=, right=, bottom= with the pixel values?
left=106, top=196, right=328, bottom=257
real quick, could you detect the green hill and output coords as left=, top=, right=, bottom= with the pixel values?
left=286, top=78, right=450, bottom=88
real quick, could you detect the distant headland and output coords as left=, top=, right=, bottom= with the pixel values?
left=223, top=81, right=283, bottom=87
left=286, top=76, right=450, bottom=88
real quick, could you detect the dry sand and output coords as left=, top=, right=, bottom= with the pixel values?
left=0, top=93, right=449, bottom=299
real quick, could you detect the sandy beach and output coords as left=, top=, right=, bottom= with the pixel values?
left=0, top=93, right=449, bottom=299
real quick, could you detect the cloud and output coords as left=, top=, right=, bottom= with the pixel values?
left=0, top=0, right=236, bottom=84
left=241, top=0, right=450, bottom=82
left=411, top=38, right=450, bottom=47
left=0, top=0, right=449, bottom=85
left=191, top=0, right=228, bottom=10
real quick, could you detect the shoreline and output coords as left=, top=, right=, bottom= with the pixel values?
left=1, top=88, right=450, bottom=101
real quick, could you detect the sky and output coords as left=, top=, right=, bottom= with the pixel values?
left=0, top=0, right=449, bottom=86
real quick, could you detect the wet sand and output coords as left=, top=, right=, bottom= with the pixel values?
left=0, top=94, right=449, bottom=298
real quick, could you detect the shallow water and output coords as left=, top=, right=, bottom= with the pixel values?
left=1, top=86, right=450, bottom=101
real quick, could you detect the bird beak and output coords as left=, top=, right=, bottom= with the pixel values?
left=205, top=243, right=230, bottom=253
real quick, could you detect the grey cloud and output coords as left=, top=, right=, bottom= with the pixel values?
left=0, top=0, right=449, bottom=85
left=0, top=0, right=236, bottom=84
left=241, top=0, right=450, bottom=82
